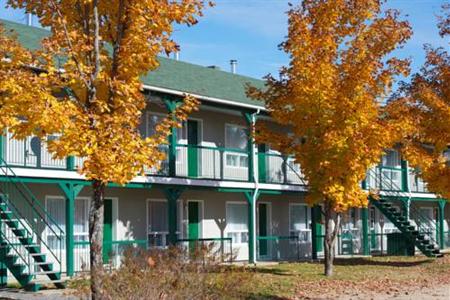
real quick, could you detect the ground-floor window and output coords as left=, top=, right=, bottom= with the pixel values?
left=147, top=199, right=182, bottom=248
left=226, top=202, right=248, bottom=244
left=45, top=197, right=90, bottom=249
left=289, top=204, right=310, bottom=242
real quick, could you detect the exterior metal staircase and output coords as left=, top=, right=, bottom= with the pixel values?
left=367, top=168, right=443, bottom=258
left=0, top=158, right=65, bottom=291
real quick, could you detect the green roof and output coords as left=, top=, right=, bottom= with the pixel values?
left=1, top=19, right=265, bottom=108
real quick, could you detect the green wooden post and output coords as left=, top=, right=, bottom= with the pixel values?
left=164, top=99, right=178, bottom=177
left=401, top=198, right=410, bottom=221
left=0, top=132, right=4, bottom=162
left=59, top=183, right=84, bottom=277
left=0, top=220, right=7, bottom=287
left=163, top=187, right=184, bottom=245
left=361, top=207, right=370, bottom=255
left=0, top=132, right=4, bottom=286
left=438, top=200, right=446, bottom=249
left=66, top=156, right=75, bottom=171
left=243, top=112, right=255, bottom=182
left=401, top=159, right=409, bottom=192
left=244, top=191, right=259, bottom=264
left=258, top=145, right=267, bottom=183
left=311, top=205, right=322, bottom=259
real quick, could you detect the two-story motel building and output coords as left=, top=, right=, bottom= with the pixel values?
left=0, top=19, right=448, bottom=290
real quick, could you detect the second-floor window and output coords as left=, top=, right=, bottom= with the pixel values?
left=382, top=150, right=401, bottom=168
left=225, top=124, right=248, bottom=168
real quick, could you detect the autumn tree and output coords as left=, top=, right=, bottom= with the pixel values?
left=249, top=0, right=411, bottom=276
left=386, top=4, right=449, bottom=199
left=0, top=0, right=208, bottom=298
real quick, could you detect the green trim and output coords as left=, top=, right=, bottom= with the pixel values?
left=0, top=220, right=6, bottom=287
left=257, top=145, right=267, bottom=183
left=311, top=205, right=322, bottom=259
left=380, top=195, right=442, bottom=202
left=103, top=199, right=113, bottom=263
left=163, top=97, right=179, bottom=178
left=438, top=200, right=446, bottom=248
left=66, top=156, right=75, bottom=171
left=58, top=183, right=84, bottom=277
left=244, top=190, right=260, bottom=264
left=218, top=188, right=254, bottom=193
left=187, top=120, right=199, bottom=178
left=74, top=239, right=147, bottom=247
left=361, top=207, right=369, bottom=255
left=258, top=203, right=268, bottom=256
left=0, top=176, right=151, bottom=189
left=163, top=187, right=184, bottom=245
left=401, top=160, right=409, bottom=192
left=0, top=134, right=4, bottom=163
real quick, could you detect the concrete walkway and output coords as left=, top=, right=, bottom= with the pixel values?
left=339, top=284, right=450, bottom=300
left=0, top=289, right=78, bottom=300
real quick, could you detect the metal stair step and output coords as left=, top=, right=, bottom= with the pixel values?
left=12, top=228, right=27, bottom=236
left=31, top=261, right=53, bottom=266
left=29, top=252, right=46, bottom=257
left=30, top=271, right=60, bottom=276
left=3, top=219, right=19, bottom=227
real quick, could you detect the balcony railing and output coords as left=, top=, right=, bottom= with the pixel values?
left=409, top=169, right=428, bottom=193
left=365, top=165, right=431, bottom=193
left=258, top=152, right=305, bottom=185
left=366, top=166, right=403, bottom=191
left=1, top=136, right=434, bottom=192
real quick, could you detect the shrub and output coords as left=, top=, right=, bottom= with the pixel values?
left=69, top=244, right=251, bottom=299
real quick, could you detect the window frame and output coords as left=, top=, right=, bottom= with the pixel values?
left=224, top=123, right=249, bottom=169
left=225, top=201, right=249, bottom=245
left=146, top=198, right=183, bottom=248
left=288, top=203, right=311, bottom=244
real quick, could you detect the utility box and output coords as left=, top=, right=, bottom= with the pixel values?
left=387, top=232, right=415, bottom=256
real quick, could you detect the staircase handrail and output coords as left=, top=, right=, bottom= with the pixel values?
left=0, top=159, right=64, bottom=237
left=0, top=159, right=63, bottom=271
left=408, top=204, right=439, bottom=246
left=366, top=166, right=405, bottom=193
left=409, top=202, right=439, bottom=229
left=283, top=156, right=308, bottom=186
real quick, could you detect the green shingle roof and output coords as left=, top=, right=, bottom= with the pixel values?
left=1, top=19, right=265, bottom=108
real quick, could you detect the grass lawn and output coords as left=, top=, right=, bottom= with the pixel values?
left=241, top=255, right=450, bottom=299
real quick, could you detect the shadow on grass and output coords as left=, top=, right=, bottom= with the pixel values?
left=252, top=267, right=296, bottom=277
left=243, top=292, right=291, bottom=300
left=332, top=257, right=433, bottom=267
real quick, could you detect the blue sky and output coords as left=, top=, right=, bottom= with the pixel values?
left=1, top=0, right=448, bottom=80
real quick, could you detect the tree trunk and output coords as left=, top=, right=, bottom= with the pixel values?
left=90, top=180, right=106, bottom=299
left=323, top=201, right=341, bottom=277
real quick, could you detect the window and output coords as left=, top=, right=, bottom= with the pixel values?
left=147, top=113, right=186, bottom=141
left=382, top=150, right=401, bottom=167
left=289, top=204, right=310, bottom=243
left=147, top=200, right=182, bottom=248
left=46, top=197, right=65, bottom=250
left=74, top=199, right=89, bottom=243
left=147, top=200, right=168, bottom=247
left=225, top=125, right=248, bottom=168
left=46, top=197, right=90, bottom=249
left=226, top=203, right=248, bottom=244
left=444, top=150, right=450, bottom=162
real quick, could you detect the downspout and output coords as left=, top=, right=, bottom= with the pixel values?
left=251, top=109, right=261, bottom=264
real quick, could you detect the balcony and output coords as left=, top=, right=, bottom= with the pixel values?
left=1, top=136, right=432, bottom=193
left=365, top=165, right=429, bottom=193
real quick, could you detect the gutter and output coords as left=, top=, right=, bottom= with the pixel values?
left=142, top=84, right=267, bottom=112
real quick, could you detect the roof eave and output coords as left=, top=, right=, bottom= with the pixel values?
left=142, top=84, right=266, bottom=112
